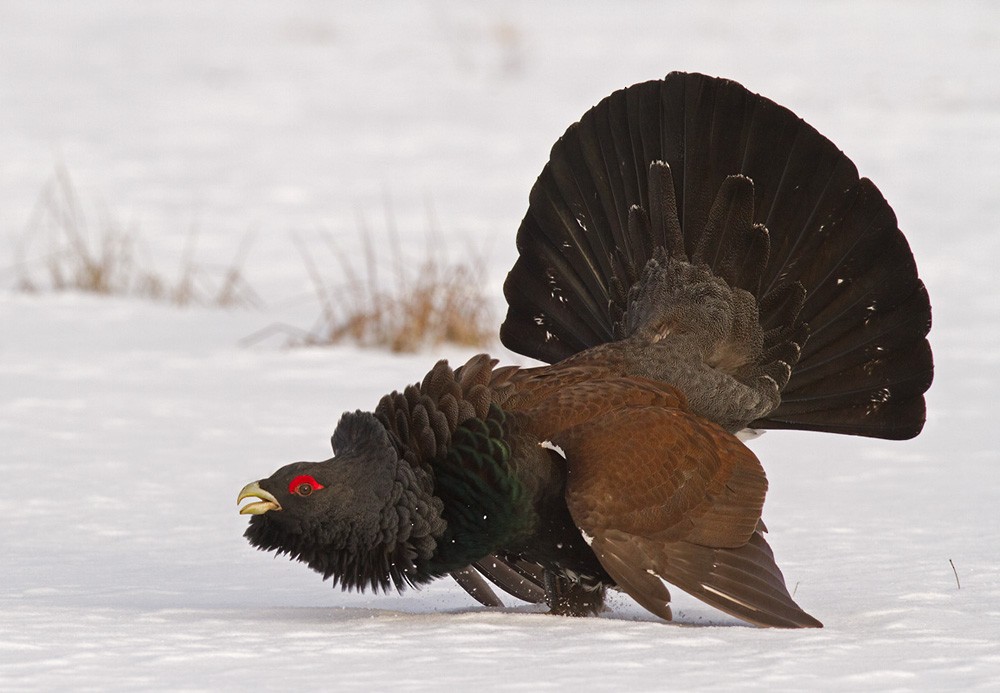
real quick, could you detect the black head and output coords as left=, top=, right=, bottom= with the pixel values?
left=238, top=410, right=446, bottom=592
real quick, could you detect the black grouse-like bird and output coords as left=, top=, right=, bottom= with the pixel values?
left=238, top=72, right=932, bottom=628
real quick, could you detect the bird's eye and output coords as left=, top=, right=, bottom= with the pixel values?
left=288, top=474, right=325, bottom=497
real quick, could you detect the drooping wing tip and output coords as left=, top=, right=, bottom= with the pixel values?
left=660, top=531, right=823, bottom=629
left=588, top=529, right=822, bottom=629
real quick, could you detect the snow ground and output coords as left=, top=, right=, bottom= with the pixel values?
left=1, top=1, right=999, bottom=690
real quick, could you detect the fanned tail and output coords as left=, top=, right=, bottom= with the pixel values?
left=501, top=72, right=932, bottom=439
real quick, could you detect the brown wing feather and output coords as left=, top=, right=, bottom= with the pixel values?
left=556, top=406, right=765, bottom=546
left=587, top=531, right=674, bottom=621
left=589, top=529, right=820, bottom=628
left=555, top=405, right=820, bottom=628
left=650, top=531, right=822, bottom=628
left=511, top=374, right=687, bottom=438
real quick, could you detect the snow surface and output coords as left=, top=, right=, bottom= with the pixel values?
left=2, top=1, right=999, bottom=690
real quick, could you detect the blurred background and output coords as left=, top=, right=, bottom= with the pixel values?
left=2, top=1, right=997, bottom=306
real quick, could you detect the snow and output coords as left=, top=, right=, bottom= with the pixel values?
left=2, top=1, right=999, bottom=690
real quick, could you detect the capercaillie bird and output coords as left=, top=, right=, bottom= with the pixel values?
left=238, top=72, right=933, bottom=628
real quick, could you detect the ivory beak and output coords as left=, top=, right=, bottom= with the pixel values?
left=237, top=481, right=282, bottom=515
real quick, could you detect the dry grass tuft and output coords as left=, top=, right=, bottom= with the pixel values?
left=286, top=215, right=494, bottom=353
left=13, top=167, right=261, bottom=309
left=14, top=170, right=494, bottom=352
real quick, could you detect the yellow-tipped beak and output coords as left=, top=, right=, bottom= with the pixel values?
left=237, top=481, right=282, bottom=515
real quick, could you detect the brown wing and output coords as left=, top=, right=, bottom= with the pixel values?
left=502, top=368, right=688, bottom=435
left=554, top=405, right=821, bottom=628
left=558, top=406, right=765, bottom=545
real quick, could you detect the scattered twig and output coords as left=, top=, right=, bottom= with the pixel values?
left=949, top=559, right=961, bottom=589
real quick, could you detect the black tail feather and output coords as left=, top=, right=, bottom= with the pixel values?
left=502, top=72, right=932, bottom=439
left=692, top=175, right=755, bottom=278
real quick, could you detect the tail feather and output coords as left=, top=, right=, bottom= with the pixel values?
left=733, top=224, right=770, bottom=297
left=692, top=175, right=755, bottom=277
left=647, top=157, right=685, bottom=255
left=505, top=247, right=609, bottom=354
left=763, top=396, right=928, bottom=439
left=759, top=282, right=806, bottom=336
left=501, top=72, right=932, bottom=439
